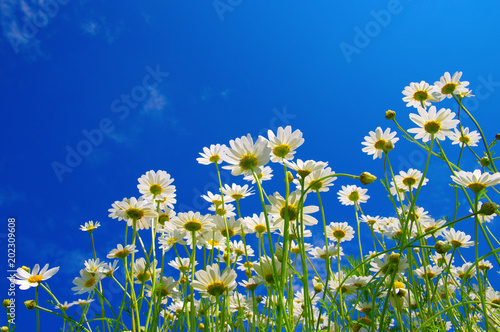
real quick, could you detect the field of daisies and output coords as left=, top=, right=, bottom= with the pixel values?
left=5, top=72, right=500, bottom=331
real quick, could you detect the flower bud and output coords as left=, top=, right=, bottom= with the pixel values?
left=385, top=110, right=396, bottom=120
left=198, top=323, right=205, bottom=330
left=313, top=278, right=323, bottom=293
left=24, top=300, right=36, bottom=310
left=285, top=171, right=294, bottom=184
left=435, top=241, right=453, bottom=254
left=479, top=157, right=491, bottom=167
left=2, top=299, right=10, bottom=308
left=479, top=202, right=499, bottom=216
left=256, top=295, right=263, bottom=303
left=496, top=133, right=500, bottom=140
left=383, top=141, right=394, bottom=153
left=359, top=172, right=377, bottom=185
left=1, top=327, right=9, bottom=332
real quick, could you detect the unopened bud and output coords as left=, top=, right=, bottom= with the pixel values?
left=359, top=172, right=377, bottom=185
left=24, top=300, right=36, bottom=310
left=496, top=133, right=500, bottom=140
left=2, top=299, right=10, bottom=308
left=1, top=327, right=9, bottom=332
left=386, top=110, right=396, bottom=120
left=389, top=253, right=400, bottom=263
left=479, top=202, right=499, bottom=216
left=285, top=171, right=294, bottom=184
left=198, top=323, right=205, bottom=330
left=383, top=141, right=394, bottom=153
left=256, top=295, right=262, bottom=303
left=435, top=241, right=453, bottom=254
left=313, top=278, right=323, bottom=293
left=479, top=157, right=491, bottom=167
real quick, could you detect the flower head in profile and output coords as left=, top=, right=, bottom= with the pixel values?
left=267, top=126, right=304, bottom=162
left=434, top=71, right=469, bottom=99
left=337, top=185, right=369, bottom=206
left=297, top=166, right=336, bottom=192
left=362, top=127, right=399, bottom=159
left=243, top=212, right=279, bottom=237
left=267, top=190, right=319, bottom=227
left=243, top=165, right=273, bottom=184
left=408, top=106, right=459, bottom=142
left=191, top=264, right=237, bottom=300
left=138, top=170, right=176, bottom=207
left=10, top=264, right=59, bottom=290
left=449, top=127, right=481, bottom=148
left=223, top=134, right=271, bottom=176
left=402, top=81, right=440, bottom=108
left=451, top=169, right=500, bottom=194
left=109, top=197, right=158, bottom=230
left=197, top=144, right=228, bottom=165
left=222, top=183, right=254, bottom=201
left=107, top=244, right=138, bottom=259
left=442, top=229, right=474, bottom=249
left=284, top=159, right=328, bottom=179
left=80, top=221, right=100, bottom=232
left=72, top=270, right=103, bottom=294
left=394, top=168, right=428, bottom=191
left=171, top=211, right=213, bottom=240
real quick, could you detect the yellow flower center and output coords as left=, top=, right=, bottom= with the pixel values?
left=348, top=191, right=360, bottom=201
left=209, top=154, right=220, bottom=163
left=402, top=177, right=417, bottom=187
left=255, top=224, right=267, bottom=234
left=394, top=281, right=405, bottom=289
left=220, top=228, right=235, bottom=238
left=442, top=83, right=457, bottom=95
left=467, top=183, right=486, bottom=194
left=167, top=238, right=177, bottom=245
left=149, top=184, right=163, bottom=196
left=84, top=278, right=96, bottom=288
left=374, top=139, right=387, bottom=150
left=459, top=135, right=470, bottom=144
left=425, top=271, right=436, bottom=279
left=424, top=120, right=441, bottom=134
left=413, top=90, right=429, bottom=101
left=239, top=154, right=258, bottom=171
left=279, top=205, right=298, bottom=221
left=184, top=220, right=202, bottom=232
left=231, top=193, right=243, bottom=200
left=114, top=249, right=131, bottom=259
left=206, top=281, right=226, bottom=296
left=450, top=240, right=463, bottom=248
left=273, top=144, right=291, bottom=158
left=136, top=271, right=151, bottom=283
left=28, top=275, right=43, bottom=283
left=333, top=229, right=346, bottom=240
left=309, top=180, right=323, bottom=191
left=126, top=208, right=145, bottom=220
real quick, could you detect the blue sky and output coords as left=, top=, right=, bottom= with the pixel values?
left=2, top=1, right=500, bottom=330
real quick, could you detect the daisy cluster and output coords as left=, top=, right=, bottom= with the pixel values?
left=7, top=73, right=500, bottom=332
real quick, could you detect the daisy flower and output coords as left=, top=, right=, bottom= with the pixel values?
left=284, top=159, right=328, bottom=179
left=434, top=71, right=470, bottom=98
left=450, top=127, right=481, bottom=147
left=133, top=258, right=159, bottom=283
left=337, top=185, right=369, bottom=206
left=145, top=276, right=181, bottom=300
left=451, top=169, right=500, bottom=194
left=80, top=220, right=100, bottom=232
left=10, top=264, right=59, bottom=290
left=212, top=215, right=242, bottom=238
left=55, top=301, right=75, bottom=310
left=326, top=222, right=355, bottom=243
left=361, top=127, right=399, bottom=159
left=108, top=197, right=158, bottom=230
left=402, top=81, right=440, bottom=108
left=442, top=228, right=474, bottom=248
left=267, top=126, right=304, bottom=162
left=451, top=262, right=475, bottom=280
left=71, top=270, right=103, bottom=294
left=253, top=256, right=290, bottom=285
left=267, top=190, right=319, bottom=226
left=360, top=215, right=381, bottom=228
left=158, top=229, right=187, bottom=252
left=168, top=257, right=195, bottom=273
left=201, top=191, right=234, bottom=206
left=407, top=106, right=460, bottom=142
left=223, top=134, right=271, bottom=176
left=191, top=264, right=237, bottom=299
left=222, top=183, right=254, bottom=201
left=157, top=208, right=176, bottom=226
left=419, top=218, right=446, bottom=238
left=243, top=212, right=279, bottom=237
left=208, top=203, right=236, bottom=218
left=309, top=244, right=343, bottom=260
left=171, top=211, right=213, bottom=236
left=200, top=231, right=226, bottom=250
left=369, top=253, right=409, bottom=278
left=394, top=168, right=428, bottom=191
left=107, top=244, right=138, bottom=259
left=297, top=166, right=336, bottom=192
left=243, top=165, right=273, bottom=183
left=84, top=258, right=107, bottom=274
left=414, top=265, right=444, bottom=280
left=137, top=170, right=176, bottom=207
left=196, top=144, right=227, bottom=165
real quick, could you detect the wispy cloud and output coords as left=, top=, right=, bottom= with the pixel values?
left=142, top=88, right=167, bottom=113
left=79, top=16, right=121, bottom=44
